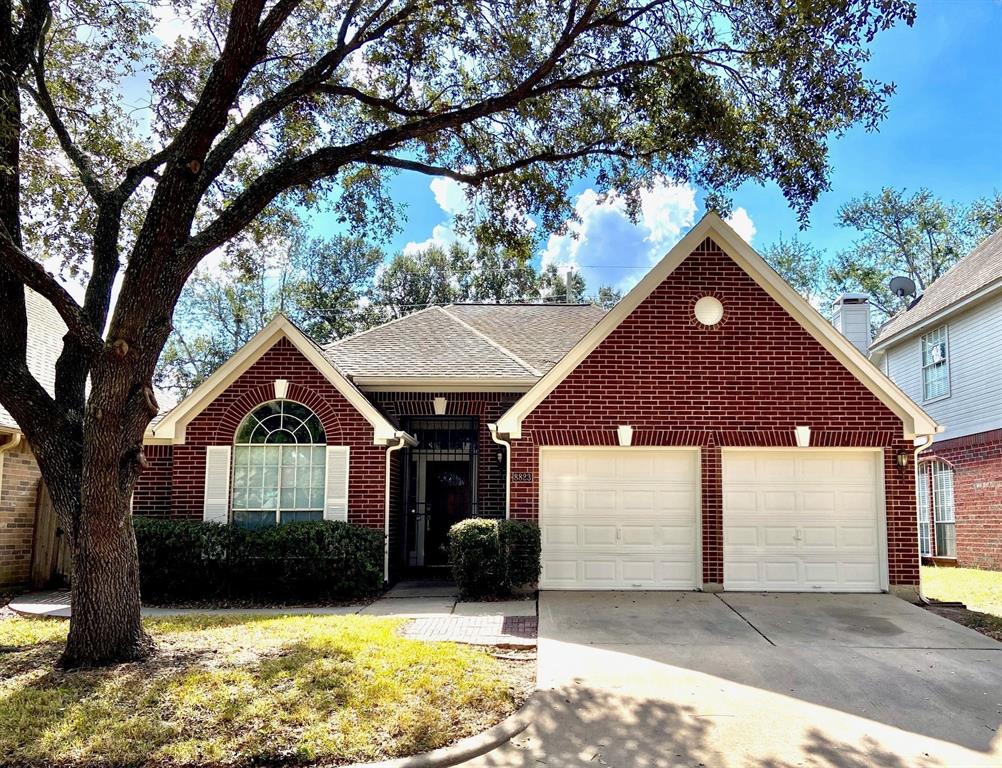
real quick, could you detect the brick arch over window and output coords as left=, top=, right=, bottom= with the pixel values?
left=211, top=382, right=345, bottom=444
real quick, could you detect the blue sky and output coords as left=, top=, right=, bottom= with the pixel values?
left=325, top=0, right=1002, bottom=296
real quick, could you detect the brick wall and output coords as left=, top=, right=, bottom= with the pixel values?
left=510, top=238, right=919, bottom=587
left=135, top=337, right=387, bottom=529
left=369, top=391, right=520, bottom=521
left=0, top=442, right=41, bottom=587
left=923, top=429, right=1002, bottom=570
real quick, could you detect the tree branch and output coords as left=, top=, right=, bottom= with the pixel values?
left=0, top=227, right=104, bottom=355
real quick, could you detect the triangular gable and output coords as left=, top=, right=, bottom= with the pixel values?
left=147, top=315, right=402, bottom=445
left=496, top=213, right=941, bottom=440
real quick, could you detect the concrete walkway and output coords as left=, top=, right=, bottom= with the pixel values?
left=8, top=584, right=538, bottom=647
left=460, top=592, right=1002, bottom=767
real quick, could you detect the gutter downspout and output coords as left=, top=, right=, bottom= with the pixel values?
left=384, top=432, right=411, bottom=583
left=0, top=432, right=24, bottom=502
left=488, top=423, right=511, bottom=519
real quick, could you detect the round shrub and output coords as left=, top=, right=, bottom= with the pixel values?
left=448, top=518, right=540, bottom=599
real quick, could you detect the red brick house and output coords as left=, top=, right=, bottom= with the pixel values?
left=869, top=228, right=1002, bottom=571
left=137, top=213, right=940, bottom=597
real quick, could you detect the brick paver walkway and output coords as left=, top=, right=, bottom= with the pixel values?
left=401, top=615, right=538, bottom=647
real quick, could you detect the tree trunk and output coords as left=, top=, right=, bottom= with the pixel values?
left=59, top=487, right=152, bottom=668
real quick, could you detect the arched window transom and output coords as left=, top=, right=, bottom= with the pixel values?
left=232, top=401, right=327, bottom=528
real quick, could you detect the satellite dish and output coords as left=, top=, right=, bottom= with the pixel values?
left=889, top=275, right=917, bottom=298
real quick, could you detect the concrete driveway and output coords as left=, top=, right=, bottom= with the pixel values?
left=462, top=592, right=1002, bottom=767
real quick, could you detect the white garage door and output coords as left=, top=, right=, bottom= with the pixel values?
left=539, top=448, right=699, bottom=590
left=723, top=449, right=884, bottom=592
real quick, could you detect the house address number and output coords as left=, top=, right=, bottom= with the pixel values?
left=512, top=472, right=533, bottom=483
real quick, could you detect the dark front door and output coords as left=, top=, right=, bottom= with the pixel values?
left=423, top=461, right=471, bottom=566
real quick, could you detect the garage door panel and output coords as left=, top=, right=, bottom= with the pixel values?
left=539, top=449, right=699, bottom=590
left=543, top=524, right=578, bottom=546
left=723, top=450, right=882, bottom=593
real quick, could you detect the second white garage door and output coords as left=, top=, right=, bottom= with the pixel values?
left=539, top=448, right=699, bottom=590
left=723, top=449, right=885, bottom=592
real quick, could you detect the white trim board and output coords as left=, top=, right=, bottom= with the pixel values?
left=496, top=213, right=940, bottom=441
left=147, top=315, right=402, bottom=446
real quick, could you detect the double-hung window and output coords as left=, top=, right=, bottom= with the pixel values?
left=231, top=401, right=327, bottom=528
left=921, top=326, right=950, bottom=401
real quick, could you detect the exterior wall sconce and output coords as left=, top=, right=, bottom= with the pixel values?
left=433, top=397, right=447, bottom=416
left=495, top=446, right=505, bottom=465
left=274, top=379, right=289, bottom=399
left=896, top=452, right=910, bottom=469
left=794, top=426, right=811, bottom=448
left=618, top=425, right=634, bottom=447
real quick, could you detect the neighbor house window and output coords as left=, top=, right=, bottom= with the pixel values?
left=921, top=326, right=950, bottom=401
left=232, top=401, right=327, bottom=527
left=917, top=462, right=931, bottom=557
left=931, top=460, right=956, bottom=558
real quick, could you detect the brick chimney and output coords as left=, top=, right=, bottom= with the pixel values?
left=832, top=294, right=871, bottom=356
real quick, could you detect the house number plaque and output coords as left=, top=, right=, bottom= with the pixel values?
left=512, top=472, right=533, bottom=483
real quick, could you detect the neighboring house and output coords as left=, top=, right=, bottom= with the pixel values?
left=867, top=229, right=1002, bottom=571
left=137, top=213, right=939, bottom=598
left=0, top=290, right=66, bottom=588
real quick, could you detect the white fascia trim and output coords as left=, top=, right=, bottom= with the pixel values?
left=147, top=315, right=400, bottom=446
left=869, top=279, right=1002, bottom=354
left=497, top=212, right=941, bottom=441
left=354, top=377, right=537, bottom=392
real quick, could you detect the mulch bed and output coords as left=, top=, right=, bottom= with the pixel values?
left=924, top=600, right=1002, bottom=643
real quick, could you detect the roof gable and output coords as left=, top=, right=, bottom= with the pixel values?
left=496, top=213, right=940, bottom=440
left=147, top=316, right=402, bottom=445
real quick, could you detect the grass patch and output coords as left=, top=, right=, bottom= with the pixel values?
left=0, top=614, right=531, bottom=767
left=921, top=566, right=1002, bottom=617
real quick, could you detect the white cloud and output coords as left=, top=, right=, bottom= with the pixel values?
left=402, top=222, right=469, bottom=256
left=150, top=5, right=193, bottom=45
left=725, top=207, right=756, bottom=244
left=429, top=177, right=468, bottom=217
left=541, top=180, right=698, bottom=292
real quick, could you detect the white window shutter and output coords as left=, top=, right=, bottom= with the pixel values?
left=203, top=446, right=232, bottom=524
left=324, top=446, right=350, bottom=521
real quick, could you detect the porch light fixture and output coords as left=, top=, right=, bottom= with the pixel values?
left=617, top=425, right=634, bottom=447
left=495, top=446, right=505, bottom=465
left=896, top=451, right=910, bottom=469
left=433, top=397, right=447, bottom=416
left=794, top=425, right=811, bottom=448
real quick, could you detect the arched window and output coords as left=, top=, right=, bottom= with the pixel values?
left=231, top=401, right=327, bottom=527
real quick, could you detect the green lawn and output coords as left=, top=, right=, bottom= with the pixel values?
left=921, top=566, right=1002, bottom=617
left=0, top=614, right=529, bottom=767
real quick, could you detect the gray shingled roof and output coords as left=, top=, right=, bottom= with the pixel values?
left=323, top=303, right=606, bottom=380
left=445, top=303, right=608, bottom=373
left=872, top=228, right=1002, bottom=348
left=0, top=290, right=67, bottom=431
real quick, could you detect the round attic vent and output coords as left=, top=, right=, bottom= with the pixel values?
left=693, top=296, right=724, bottom=326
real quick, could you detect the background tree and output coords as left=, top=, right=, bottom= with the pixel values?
left=374, top=245, right=459, bottom=317
left=595, top=285, right=623, bottom=309
left=286, top=235, right=383, bottom=341
left=0, top=0, right=918, bottom=666
left=761, top=235, right=827, bottom=307
left=539, top=264, right=587, bottom=303
left=830, top=188, right=1002, bottom=320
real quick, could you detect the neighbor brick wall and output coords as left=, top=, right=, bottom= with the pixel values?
left=0, top=442, right=41, bottom=587
left=510, top=238, right=920, bottom=587
left=923, top=429, right=1002, bottom=570
left=369, top=391, right=520, bottom=521
left=135, top=337, right=386, bottom=529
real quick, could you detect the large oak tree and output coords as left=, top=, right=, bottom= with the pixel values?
left=1, top=0, right=916, bottom=666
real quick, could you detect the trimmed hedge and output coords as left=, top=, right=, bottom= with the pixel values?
left=448, top=519, right=541, bottom=598
left=133, top=517, right=384, bottom=603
